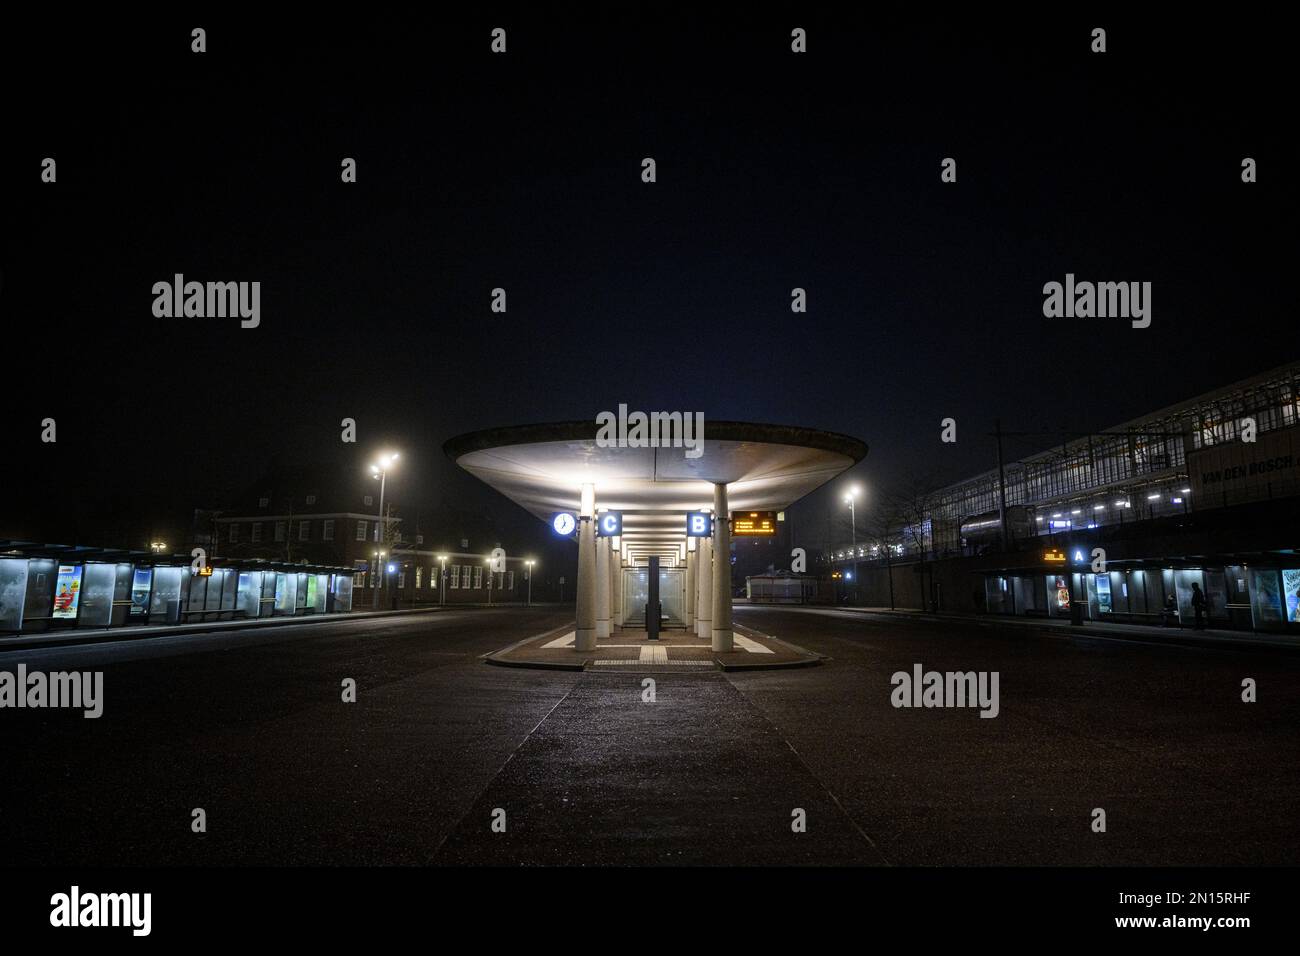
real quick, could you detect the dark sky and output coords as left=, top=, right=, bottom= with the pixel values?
left=3, top=12, right=1293, bottom=549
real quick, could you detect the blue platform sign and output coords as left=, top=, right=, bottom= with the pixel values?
left=551, top=512, right=577, bottom=536
left=597, top=512, right=622, bottom=537
left=685, top=512, right=712, bottom=537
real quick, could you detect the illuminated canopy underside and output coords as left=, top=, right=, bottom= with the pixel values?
left=444, top=421, right=868, bottom=561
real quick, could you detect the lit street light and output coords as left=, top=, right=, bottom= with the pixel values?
left=437, top=555, right=447, bottom=606
left=369, top=452, right=399, bottom=608
left=844, top=485, right=860, bottom=603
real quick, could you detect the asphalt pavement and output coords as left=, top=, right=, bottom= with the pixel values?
left=2, top=605, right=1295, bottom=866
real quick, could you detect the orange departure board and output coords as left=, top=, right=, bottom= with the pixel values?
left=732, top=511, right=777, bottom=536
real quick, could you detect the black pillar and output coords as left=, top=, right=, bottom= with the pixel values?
left=646, top=556, right=660, bottom=641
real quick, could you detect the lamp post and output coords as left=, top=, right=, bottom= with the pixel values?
left=525, top=559, right=535, bottom=607
left=368, top=452, right=399, bottom=608
left=485, top=559, right=493, bottom=606
left=372, top=549, right=386, bottom=604
left=437, top=555, right=447, bottom=606
left=844, top=486, right=859, bottom=604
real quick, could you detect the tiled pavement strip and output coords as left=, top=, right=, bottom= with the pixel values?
left=487, top=622, right=820, bottom=671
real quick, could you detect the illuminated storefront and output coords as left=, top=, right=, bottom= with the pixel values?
left=980, top=546, right=1300, bottom=635
left=0, top=541, right=357, bottom=635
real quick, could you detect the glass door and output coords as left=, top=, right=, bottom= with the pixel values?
left=659, top=569, right=685, bottom=625
left=623, top=568, right=649, bottom=625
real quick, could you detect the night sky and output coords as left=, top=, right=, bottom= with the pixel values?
left=4, top=12, right=1292, bottom=551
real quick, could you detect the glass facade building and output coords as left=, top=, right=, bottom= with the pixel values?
left=0, top=542, right=357, bottom=636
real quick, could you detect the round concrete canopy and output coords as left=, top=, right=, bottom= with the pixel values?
left=444, top=421, right=867, bottom=561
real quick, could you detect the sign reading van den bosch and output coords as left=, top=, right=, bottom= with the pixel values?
left=1200, top=455, right=1295, bottom=485
left=1189, top=425, right=1300, bottom=500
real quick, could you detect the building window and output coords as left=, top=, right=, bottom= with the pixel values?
left=416, top=534, right=424, bottom=545
left=323, top=519, right=335, bottom=541
left=431, top=566, right=439, bottom=589
left=398, top=570, right=406, bottom=588
left=356, top=520, right=368, bottom=542
left=228, top=523, right=239, bottom=543
left=449, top=565, right=459, bottom=589
left=364, top=495, right=374, bottom=507
left=461, top=566, right=472, bottom=588
left=506, top=571, right=514, bottom=590
left=251, top=523, right=263, bottom=543
left=415, top=567, right=423, bottom=589
left=298, top=521, right=311, bottom=541
left=274, top=521, right=286, bottom=542
left=306, top=495, right=316, bottom=505
left=473, top=566, right=483, bottom=589
left=258, top=497, right=269, bottom=508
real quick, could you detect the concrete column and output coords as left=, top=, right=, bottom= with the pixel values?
left=575, top=487, right=597, bottom=652
left=685, top=547, right=696, bottom=630
left=596, top=533, right=611, bottom=638
left=711, top=483, right=733, bottom=652
left=613, top=548, right=624, bottom=627
left=696, top=533, right=712, bottom=639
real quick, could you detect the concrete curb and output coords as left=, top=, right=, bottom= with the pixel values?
left=482, top=622, right=587, bottom=671
left=724, top=622, right=826, bottom=671
left=0, top=604, right=462, bottom=652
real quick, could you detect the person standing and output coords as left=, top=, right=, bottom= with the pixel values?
left=1191, top=582, right=1207, bottom=629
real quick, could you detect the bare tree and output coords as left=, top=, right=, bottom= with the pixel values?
left=886, top=471, right=948, bottom=611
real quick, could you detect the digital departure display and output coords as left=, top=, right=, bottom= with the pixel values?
left=732, top=511, right=777, bottom=536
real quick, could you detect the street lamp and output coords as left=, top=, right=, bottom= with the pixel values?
left=150, top=540, right=168, bottom=554
left=844, top=486, right=859, bottom=604
left=484, top=558, right=493, bottom=606
left=525, top=559, right=535, bottom=607
left=437, top=555, right=447, bottom=606
left=369, top=452, right=399, bottom=608
left=372, top=549, right=386, bottom=600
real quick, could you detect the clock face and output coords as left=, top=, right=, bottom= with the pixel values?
left=552, top=512, right=576, bottom=536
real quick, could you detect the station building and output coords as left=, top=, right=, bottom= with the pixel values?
left=371, top=548, right=533, bottom=607
left=445, top=420, right=867, bottom=651
left=208, top=468, right=537, bottom=607
left=837, top=361, right=1300, bottom=635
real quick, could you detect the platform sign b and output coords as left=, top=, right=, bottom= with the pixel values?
left=686, top=512, right=712, bottom=536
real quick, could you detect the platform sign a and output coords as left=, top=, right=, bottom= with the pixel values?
left=685, top=512, right=712, bottom=537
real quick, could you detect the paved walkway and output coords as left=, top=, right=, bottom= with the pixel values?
left=486, top=622, right=821, bottom=671
left=810, top=605, right=1300, bottom=652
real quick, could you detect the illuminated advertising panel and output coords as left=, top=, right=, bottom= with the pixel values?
left=52, top=564, right=83, bottom=620
left=130, top=568, right=153, bottom=617
left=1283, top=568, right=1300, bottom=623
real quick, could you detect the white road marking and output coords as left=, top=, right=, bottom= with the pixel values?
left=734, top=635, right=774, bottom=654
left=639, top=645, right=668, bottom=663
left=542, top=632, right=575, bottom=648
